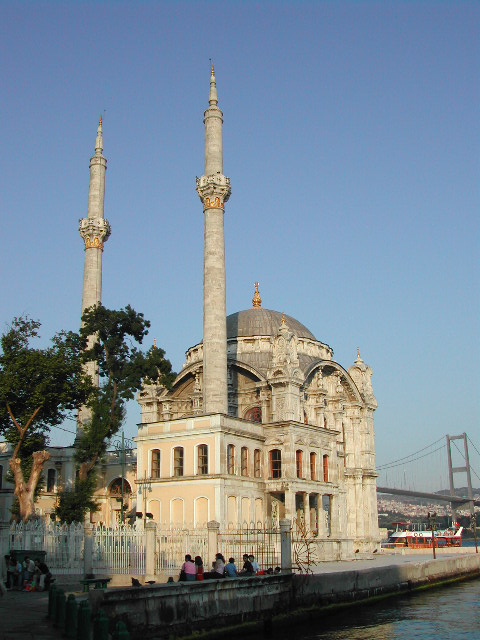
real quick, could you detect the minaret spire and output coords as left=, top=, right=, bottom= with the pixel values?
left=209, top=64, right=218, bottom=107
left=77, top=119, right=111, bottom=434
left=196, top=67, right=231, bottom=414
left=95, top=116, right=103, bottom=156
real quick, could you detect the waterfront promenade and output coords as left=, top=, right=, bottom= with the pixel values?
left=0, top=551, right=478, bottom=640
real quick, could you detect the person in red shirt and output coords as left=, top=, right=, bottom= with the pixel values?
left=195, top=556, right=204, bottom=581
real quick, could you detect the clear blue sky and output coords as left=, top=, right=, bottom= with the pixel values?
left=1, top=1, right=478, bottom=490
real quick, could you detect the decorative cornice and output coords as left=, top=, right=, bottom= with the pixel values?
left=79, top=217, right=111, bottom=251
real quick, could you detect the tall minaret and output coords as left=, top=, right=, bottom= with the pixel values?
left=78, top=118, right=111, bottom=427
left=196, top=66, right=231, bottom=414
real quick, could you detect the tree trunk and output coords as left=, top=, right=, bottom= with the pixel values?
left=9, top=450, right=50, bottom=522
left=78, top=455, right=98, bottom=482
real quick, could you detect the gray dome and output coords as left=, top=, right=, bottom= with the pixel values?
left=226, top=308, right=316, bottom=341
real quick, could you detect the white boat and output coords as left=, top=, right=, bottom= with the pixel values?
left=383, top=521, right=463, bottom=548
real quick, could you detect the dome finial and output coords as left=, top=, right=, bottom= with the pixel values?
left=281, top=312, right=286, bottom=325
left=356, top=347, right=363, bottom=363
left=252, top=282, right=262, bottom=308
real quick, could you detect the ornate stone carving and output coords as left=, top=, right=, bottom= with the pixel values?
left=79, top=217, right=111, bottom=250
left=196, top=174, right=231, bottom=210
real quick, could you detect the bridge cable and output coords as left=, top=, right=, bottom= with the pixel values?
left=376, top=444, right=446, bottom=471
left=467, top=435, right=480, bottom=458
left=376, top=436, right=445, bottom=470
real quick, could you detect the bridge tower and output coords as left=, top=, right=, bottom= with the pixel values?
left=446, top=433, right=474, bottom=522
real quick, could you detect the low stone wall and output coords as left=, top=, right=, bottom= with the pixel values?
left=89, top=555, right=480, bottom=639
left=292, top=554, right=480, bottom=608
left=89, top=575, right=292, bottom=639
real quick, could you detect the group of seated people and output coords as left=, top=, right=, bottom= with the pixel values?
left=179, top=553, right=281, bottom=582
left=5, top=554, right=53, bottom=591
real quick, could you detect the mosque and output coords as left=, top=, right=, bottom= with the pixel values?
left=0, top=68, right=380, bottom=556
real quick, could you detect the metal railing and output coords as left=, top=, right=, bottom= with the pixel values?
left=218, top=522, right=281, bottom=570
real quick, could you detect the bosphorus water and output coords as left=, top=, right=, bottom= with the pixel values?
left=257, top=578, right=480, bottom=640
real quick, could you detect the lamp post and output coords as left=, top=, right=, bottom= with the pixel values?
left=471, top=512, right=478, bottom=554
left=137, top=471, right=152, bottom=525
left=427, top=511, right=437, bottom=559
left=112, top=432, right=134, bottom=524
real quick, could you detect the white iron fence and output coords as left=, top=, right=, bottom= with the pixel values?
left=92, top=524, right=145, bottom=575
left=1, top=520, right=289, bottom=578
left=155, top=524, right=208, bottom=579
left=0, top=521, right=84, bottom=574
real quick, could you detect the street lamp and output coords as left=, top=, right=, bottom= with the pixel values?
left=112, top=432, right=134, bottom=524
left=137, top=471, right=152, bottom=524
left=427, top=511, right=437, bottom=559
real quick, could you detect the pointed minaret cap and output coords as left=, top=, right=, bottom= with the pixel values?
left=355, top=347, right=364, bottom=364
left=95, top=116, right=103, bottom=156
left=252, top=282, right=262, bottom=308
left=209, top=63, right=218, bottom=107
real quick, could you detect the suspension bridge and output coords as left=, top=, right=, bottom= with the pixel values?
left=376, top=433, right=480, bottom=516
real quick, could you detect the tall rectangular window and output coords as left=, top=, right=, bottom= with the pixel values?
left=174, top=447, right=184, bottom=477
left=151, top=449, right=160, bottom=479
left=296, top=450, right=303, bottom=479
left=310, top=452, right=316, bottom=480
left=254, top=449, right=261, bottom=478
left=227, top=444, right=235, bottom=475
left=270, top=449, right=281, bottom=479
left=0, top=465, right=3, bottom=490
left=47, top=468, right=56, bottom=492
left=323, top=454, right=329, bottom=483
left=198, top=444, right=208, bottom=475
left=241, top=447, right=248, bottom=476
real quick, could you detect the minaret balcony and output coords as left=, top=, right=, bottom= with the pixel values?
left=196, top=174, right=231, bottom=207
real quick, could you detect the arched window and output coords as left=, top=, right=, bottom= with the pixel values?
left=296, top=450, right=303, bottom=479
left=254, top=449, right=262, bottom=478
left=241, top=447, right=248, bottom=476
left=198, top=444, right=208, bottom=475
left=173, top=447, right=184, bottom=477
left=109, top=478, right=132, bottom=496
left=323, top=454, right=329, bottom=482
left=310, top=452, right=317, bottom=480
left=244, top=407, right=262, bottom=423
left=47, top=469, right=56, bottom=493
left=151, top=449, right=161, bottom=479
left=270, top=449, right=282, bottom=479
left=227, top=444, right=235, bottom=475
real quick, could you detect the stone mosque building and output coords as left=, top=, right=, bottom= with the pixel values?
left=0, top=68, right=380, bottom=556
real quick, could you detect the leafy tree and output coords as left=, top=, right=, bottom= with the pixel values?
left=56, top=304, right=174, bottom=523
left=0, top=317, right=93, bottom=521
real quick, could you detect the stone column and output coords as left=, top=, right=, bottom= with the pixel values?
left=83, top=523, right=93, bottom=577
left=316, top=495, right=326, bottom=537
left=196, top=67, right=231, bottom=415
left=207, top=520, right=220, bottom=563
left=284, top=489, right=296, bottom=521
left=330, top=494, right=339, bottom=537
left=280, top=519, right=292, bottom=573
left=145, top=520, right=157, bottom=580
